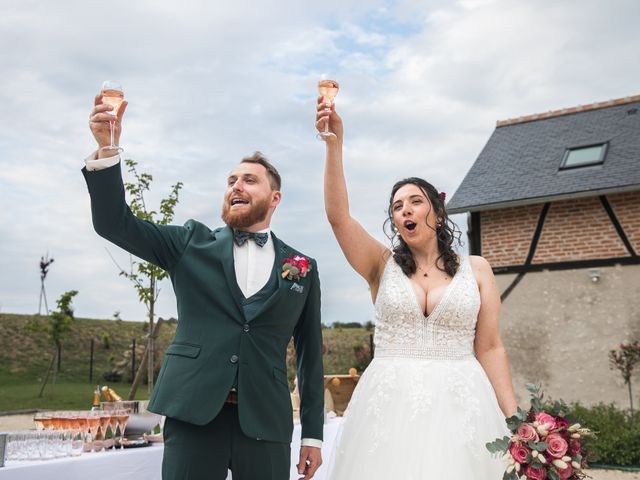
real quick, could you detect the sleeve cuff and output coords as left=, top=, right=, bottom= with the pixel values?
left=300, top=438, right=323, bottom=448
left=85, top=151, right=120, bottom=171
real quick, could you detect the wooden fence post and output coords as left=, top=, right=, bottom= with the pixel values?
left=89, top=338, right=94, bottom=383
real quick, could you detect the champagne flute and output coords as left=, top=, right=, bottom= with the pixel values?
left=86, top=411, right=101, bottom=451
left=317, top=79, right=339, bottom=140
left=100, top=80, right=124, bottom=154
left=115, top=409, right=130, bottom=449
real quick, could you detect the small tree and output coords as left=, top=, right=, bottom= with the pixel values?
left=37, top=290, right=78, bottom=397
left=609, top=340, right=640, bottom=416
left=108, top=159, right=183, bottom=397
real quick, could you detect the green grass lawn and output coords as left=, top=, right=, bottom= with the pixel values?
left=0, top=380, right=150, bottom=412
left=0, top=313, right=373, bottom=412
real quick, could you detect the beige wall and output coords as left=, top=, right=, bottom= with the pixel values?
left=497, top=264, right=640, bottom=408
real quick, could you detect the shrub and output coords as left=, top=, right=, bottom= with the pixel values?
left=353, top=342, right=372, bottom=372
left=100, top=331, right=112, bottom=349
left=569, top=403, right=640, bottom=467
left=102, top=370, right=122, bottom=382
left=332, top=322, right=364, bottom=329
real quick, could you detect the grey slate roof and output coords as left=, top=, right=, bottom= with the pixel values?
left=447, top=100, right=640, bottom=214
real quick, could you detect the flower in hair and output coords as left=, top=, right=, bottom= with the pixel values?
left=440, top=192, right=446, bottom=201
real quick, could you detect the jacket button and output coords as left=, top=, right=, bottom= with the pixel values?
left=243, top=324, right=250, bottom=332
left=230, top=355, right=239, bottom=364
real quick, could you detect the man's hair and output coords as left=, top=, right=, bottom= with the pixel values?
left=241, top=151, right=281, bottom=191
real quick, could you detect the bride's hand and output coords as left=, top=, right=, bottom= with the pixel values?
left=315, top=95, right=343, bottom=143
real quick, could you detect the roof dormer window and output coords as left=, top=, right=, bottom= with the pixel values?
left=560, top=143, right=607, bottom=170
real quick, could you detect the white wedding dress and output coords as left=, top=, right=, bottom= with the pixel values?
left=326, top=255, right=508, bottom=479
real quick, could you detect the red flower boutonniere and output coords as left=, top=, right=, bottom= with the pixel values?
left=282, top=255, right=312, bottom=281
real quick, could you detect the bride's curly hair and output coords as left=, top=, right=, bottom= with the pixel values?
left=383, top=177, right=462, bottom=278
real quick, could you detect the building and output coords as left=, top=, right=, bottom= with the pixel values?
left=447, top=95, right=640, bottom=406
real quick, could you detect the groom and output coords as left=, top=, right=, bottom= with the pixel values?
left=83, top=95, right=324, bottom=480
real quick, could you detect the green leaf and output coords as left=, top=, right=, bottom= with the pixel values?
left=506, top=413, right=525, bottom=431
left=527, top=441, right=548, bottom=452
left=526, top=383, right=538, bottom=394
left=548, top=468, right=560, bottom=480
left=502, top=471, right=519, bottom=480
left=486, top=436, right=511, bottom=454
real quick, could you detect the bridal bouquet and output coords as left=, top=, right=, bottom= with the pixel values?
left=486, top=384, right=595, bottom=480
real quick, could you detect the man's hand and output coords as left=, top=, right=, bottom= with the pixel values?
left=315, top=95, right=343, bottom=144
left=89, top=93, right=128, bottom=158
left=297, top=446, right=322, bottom=480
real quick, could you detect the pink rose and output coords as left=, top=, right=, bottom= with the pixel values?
left=546, top=432, right=569, bottom=459
left=535, top=412, right=556, bottom=429
left=568, top=438, right=581, bottom=456
left=517, top=423, right=540, bottom=442
left=525, top=465, right=547, bottom=480
left=554, top=416, right=569, bottom=430
left=558, top=464, right=573, bottom=480
left=509, top=442, right=530, bottom=464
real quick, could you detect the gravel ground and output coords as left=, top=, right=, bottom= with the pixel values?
left=1, top=414, right=638, bottom=478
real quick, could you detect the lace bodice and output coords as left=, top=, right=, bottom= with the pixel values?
left=373, top=255, right=480, bottom=360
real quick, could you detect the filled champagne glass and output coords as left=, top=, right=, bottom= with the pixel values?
left=317, top=79, right=339, bottom=140
left=34, top=412, right=46, bottom=431
left=115, top=409, right=130, bottom=449
left=86, top=412, right=101, bottom=451
left=100, top=80, right=124, bottom=154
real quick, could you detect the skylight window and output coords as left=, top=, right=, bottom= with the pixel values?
left=560, top=143, right=607, bottom=169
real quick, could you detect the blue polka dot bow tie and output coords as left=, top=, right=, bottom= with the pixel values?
left=233, top=230, right=269, bottom=247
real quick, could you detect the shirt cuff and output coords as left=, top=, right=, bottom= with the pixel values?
left=301, top=438, right=323, bottom=448
left=84, top=151, right=120, bottom=171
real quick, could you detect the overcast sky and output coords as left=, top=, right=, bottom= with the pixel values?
left=1, top=0, right=639, bottom=324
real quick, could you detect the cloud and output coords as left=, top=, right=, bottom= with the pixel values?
left=1, top=0, right=639, bottom=324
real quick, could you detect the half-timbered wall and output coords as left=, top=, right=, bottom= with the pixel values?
left=480, top=191, right=640, bottom=268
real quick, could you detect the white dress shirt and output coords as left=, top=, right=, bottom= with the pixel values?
left=232, top=228, right=274, bottom=298
left=84, top=153, right=322, bottom=448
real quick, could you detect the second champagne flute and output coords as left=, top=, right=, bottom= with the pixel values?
left=317, top=79, right=339, bottom=140
left=100, top=80, right=124, bottom=153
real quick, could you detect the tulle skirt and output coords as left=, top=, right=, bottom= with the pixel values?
left=325, top=356, right=509, bottom=480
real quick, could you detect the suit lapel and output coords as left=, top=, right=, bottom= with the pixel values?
left=248, top=232, right=288, bottom=321
left=212, top=226, right=245, bottom=318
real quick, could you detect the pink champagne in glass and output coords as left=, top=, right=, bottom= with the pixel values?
left=102, top=89, right=124, bottom=117
left=317, top=79, right=339, bottom=139
left=115, top=411, right=130, bottom=449
left=99, top=80, right=124, bottom=153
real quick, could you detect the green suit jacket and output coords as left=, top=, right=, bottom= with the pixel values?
left=82, top=163, right=324, bottom=443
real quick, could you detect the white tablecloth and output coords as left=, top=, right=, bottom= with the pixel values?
left=1, top=418, right=342, bottom=480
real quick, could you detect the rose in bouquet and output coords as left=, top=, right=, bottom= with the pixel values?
left=486, top=384, right=595, bottom=480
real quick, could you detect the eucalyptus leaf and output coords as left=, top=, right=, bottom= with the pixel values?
left=486, top=436, right=510, bottom=454
left=506, top=414, right=524, bottom=431
left=527, top=440, right=548, bottom=452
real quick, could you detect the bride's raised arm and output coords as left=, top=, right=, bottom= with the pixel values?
left=316, top=97, right=388, bottom=292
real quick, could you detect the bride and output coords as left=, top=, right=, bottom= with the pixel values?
left=316, top=97, right=518, bottom=479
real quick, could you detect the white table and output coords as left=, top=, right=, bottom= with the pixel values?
left=1, top=418, right=342, bottom=480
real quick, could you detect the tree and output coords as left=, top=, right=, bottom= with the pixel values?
left=609, top=340, right=640, bottom=416
left=36, top=290, right=78, bottom=397
left=108, top=158, right=183, bottom=398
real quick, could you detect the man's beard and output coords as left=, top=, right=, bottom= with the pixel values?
left=221, top=196, right=271, bottom=229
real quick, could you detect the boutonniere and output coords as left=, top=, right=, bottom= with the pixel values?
left=282, top=255, right=312, bottom=281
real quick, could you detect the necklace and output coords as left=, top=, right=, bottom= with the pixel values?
left=416, top=262, right=437, bottom=278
